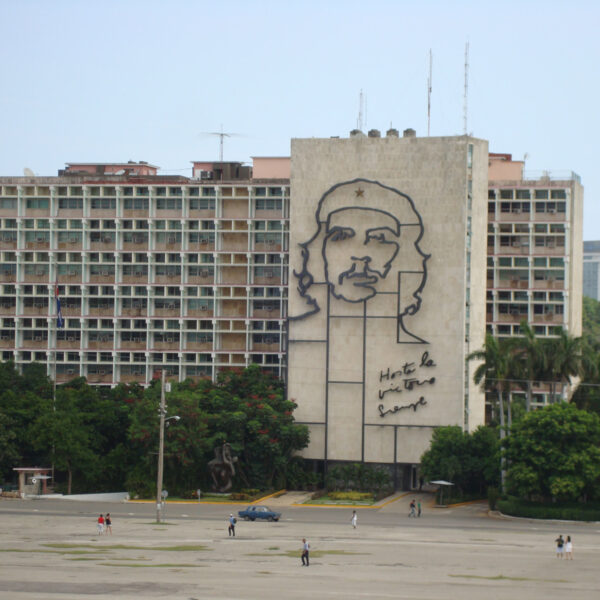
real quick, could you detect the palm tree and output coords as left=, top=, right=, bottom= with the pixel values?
left=510, top=321, right=546, bottom=412
left=543, top=328, right=586, bottom=403
left=468, top=334, right=515, bottom=490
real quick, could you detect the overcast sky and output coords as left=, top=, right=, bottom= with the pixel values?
left=1, top=0, right=598, bottom=238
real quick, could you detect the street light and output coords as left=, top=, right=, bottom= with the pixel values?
left=156, top=371, right=180, bottom=523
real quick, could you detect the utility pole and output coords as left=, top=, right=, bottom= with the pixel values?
left=156, top=370, right=166, bottom=523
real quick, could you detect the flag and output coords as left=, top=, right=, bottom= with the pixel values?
left=55, top=282, right=64, bottom=329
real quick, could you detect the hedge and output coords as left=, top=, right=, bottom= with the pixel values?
left=497, top=498, right=600, bottom=521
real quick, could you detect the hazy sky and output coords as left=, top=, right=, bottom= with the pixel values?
left=1, top=0, right=598, bottom=238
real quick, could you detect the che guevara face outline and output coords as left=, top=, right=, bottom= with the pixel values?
left=322, top=207, right=400, bottom=302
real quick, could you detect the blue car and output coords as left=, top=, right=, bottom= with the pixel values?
left=238, top=505, right=281, bottom=522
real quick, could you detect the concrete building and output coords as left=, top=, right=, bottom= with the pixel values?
left=487, top=153, right=583, bottom=405
left=0, top=159, right=289, bottom=385
left=287, top=132, right=488, bottom=484
left=583, top=241, right=600, bottom=301
left=0, top=135, right=584, bottom=480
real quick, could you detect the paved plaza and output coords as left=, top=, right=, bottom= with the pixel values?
left=1, top=493, right=599, bottom=599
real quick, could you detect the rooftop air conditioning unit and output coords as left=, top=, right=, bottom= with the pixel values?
left=34, top=336, right=42, bottom=341
left=67, top=369, right=74, bottom=375
left=549, top=208, right=556, bottom=214
left=200, top=305, right=208, bottom=311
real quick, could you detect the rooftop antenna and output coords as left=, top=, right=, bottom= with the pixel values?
left=427, top=49, right=433, bottom=136
left=463, top=42, right=469, bottom=135
left=357, top=90, right=364, bottom=131
left=200, top=125, right=242, bottom=162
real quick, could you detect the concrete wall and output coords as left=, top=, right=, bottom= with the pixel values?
left=287, top=135, right=487, bottom=466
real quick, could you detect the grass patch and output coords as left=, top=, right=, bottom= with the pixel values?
left=43, top=543, right=209, bottom=552
left=249, top=549, right=366, bottom=558
left=450, top=574, right=569, bottom=583
left=267, top=547, right=279, bottom=550
left=303, top=495, right=376, bottom=506
left=99, top=563, right=201, bottom=568
left=0, top=548, right=109, bottom=555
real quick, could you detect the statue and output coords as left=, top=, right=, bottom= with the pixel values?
left=207, top=442, right=238, bottom=492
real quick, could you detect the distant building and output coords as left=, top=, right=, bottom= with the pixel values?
left=0, top=159, right=288, bottom=385
left=487, top=153, right=583, bottom=405
left=583, top=241, right=600, bottom=301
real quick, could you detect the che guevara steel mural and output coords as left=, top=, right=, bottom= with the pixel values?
left=289, top=178, right=436, bottom=419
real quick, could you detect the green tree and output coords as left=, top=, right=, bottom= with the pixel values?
left=127, top=366, right=309, bottom=495
left=420, top=425, right=500, bottom=497
left=29, top=387, right=97, bottom=494
left=542, top=328, right=587, bottom=403
left=504, top=403, right=600, bottom=502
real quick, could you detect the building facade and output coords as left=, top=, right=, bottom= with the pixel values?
left=583, top=241, right=600, bottom=301
left=487, top=153, right=583, bottom=405
left=0, top=136, right=584, bottom=475
left=0, top=159, right=290, bottom=385
left=287, top=132, right=488, bottom=481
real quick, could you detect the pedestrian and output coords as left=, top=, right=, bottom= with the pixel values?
left=555, top=534, right=564, bottom=558
left=105, top=513, right=112, bottom=535
left=350, top=510, right=357, bottom=529
left=97, top=514, right=104, bottom=535
left=565, top=535, right=573, bottom=560
left=228, top=513, right=236, bottom=537
left=301, top=538, right=310, bottom=566
left=417, top=499, right=422, bottom=517
left=409, top=499, right=416, bottom=517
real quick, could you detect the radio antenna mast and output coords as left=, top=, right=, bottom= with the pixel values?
left=463, top=42, right=469, bottom=135
left=357, top=90, right=364, bottom=131
left=200, top=125, right=242, bottom=162
left=427, top=49, right=433, bottom=136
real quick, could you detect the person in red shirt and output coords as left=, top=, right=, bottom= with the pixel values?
left=97, top=514, right=105, bottom=535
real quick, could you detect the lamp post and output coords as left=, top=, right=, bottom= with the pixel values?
left=155, top=371, right=180, bottom=523
left=156, top=371, right=166, bottom=523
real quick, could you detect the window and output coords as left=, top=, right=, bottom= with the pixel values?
left=58, top=198, right=83, bottom=209
left=190, top=198, right=216, bottom=210
left=123, top=198, right=148, bottom=210
left=91, top=198, right=116, bottom=210
left=255, top=198, right=282, bottom=211
left=26, top=198, right=49, bottom=209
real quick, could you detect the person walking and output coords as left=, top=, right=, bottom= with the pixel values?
left=301, top=538, right=310, bottom=566
left=350, top=510, right=357, bottom=529
left=105, top=513, right=112, bottom=535
left=97, top=514, right=104, bottom=535
left=228, top=513, right=236, bottom=537
left=408, top=499, right=416, bottom=518
left=565, top=535, right=573, bottom=560
left=555, top=534, right=564, bottom=558
left=417, top=499, right=422, bottom=518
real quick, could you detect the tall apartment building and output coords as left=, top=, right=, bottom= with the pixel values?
left=487, top=153, right=583, bottom=404
left=0, top=159, right=290, bottom=385
left=583, top=241, right=600, bottom=301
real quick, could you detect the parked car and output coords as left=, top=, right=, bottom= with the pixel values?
left=238, top=505, right=281, bottom=522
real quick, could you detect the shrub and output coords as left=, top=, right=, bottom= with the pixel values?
left=497, top=497, right=600, bottom=521
left=488, top=486, right=500, bottom=510
left=329, top=491, right=373, bottom=501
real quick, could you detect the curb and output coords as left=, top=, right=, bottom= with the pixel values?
left=126, top=489, right=287, bottom=506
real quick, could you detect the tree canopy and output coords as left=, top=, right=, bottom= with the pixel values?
left=503, top=403, right=600, bottom=502
left=0, top=363, right=309, bottom=495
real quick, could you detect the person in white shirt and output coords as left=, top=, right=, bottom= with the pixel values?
left=301, top=538, right=310, bottom=566
left=351, top=510, right=357, bottom=529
